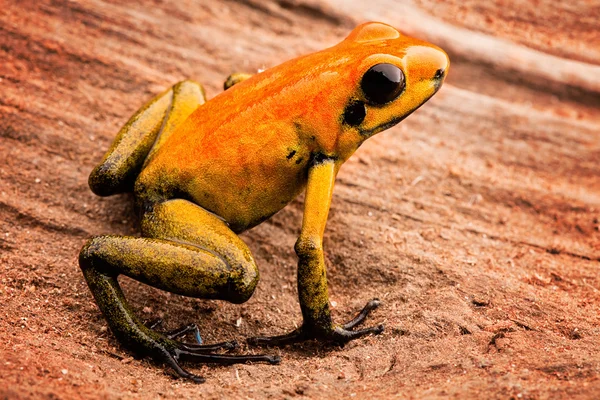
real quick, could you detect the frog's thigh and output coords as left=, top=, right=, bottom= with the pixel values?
left=140, top=199, right=260, bottom=302
left=89, top=80, right=206, bottom=196
left=81, top=200, right=258, bottom=304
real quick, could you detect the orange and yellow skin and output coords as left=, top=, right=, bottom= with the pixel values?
left=79, top=22, right=449, bottom=383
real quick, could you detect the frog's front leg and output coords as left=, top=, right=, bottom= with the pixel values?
left=79, top=199, right=280, bottom=383
left=249, top=157, right=384, bottom=346
left=224, top=72, right=254, bottom=90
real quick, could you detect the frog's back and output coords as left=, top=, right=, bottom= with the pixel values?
left=133, top=40, right=372, bottom=231
left=135, top=68, right=319, bottom=232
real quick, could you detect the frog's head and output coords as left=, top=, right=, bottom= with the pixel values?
left=325, top=22, right=449, bottom=157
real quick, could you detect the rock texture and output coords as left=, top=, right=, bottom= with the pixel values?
left=1, top=0, right=598, bottom=398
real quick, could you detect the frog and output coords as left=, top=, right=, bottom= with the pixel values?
left=79, top=21, right=449, bottom=383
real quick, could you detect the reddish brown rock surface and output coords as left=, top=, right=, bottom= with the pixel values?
left=1, top=1, right=598, bottom=398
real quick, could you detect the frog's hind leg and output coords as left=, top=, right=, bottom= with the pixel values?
left=89, top=81, right=205, bottom=196
left=78, top=199, right=280, bottom=383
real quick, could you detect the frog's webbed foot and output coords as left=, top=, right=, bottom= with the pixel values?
left=248, top=299, right=384, bottom=347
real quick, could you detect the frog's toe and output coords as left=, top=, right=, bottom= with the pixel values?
left=145, top=320, right=205, bottom=345
left=342, top=298, right=381, bottom=330
left=247, top=322, right=383, bottom=347
left=164, top=323, right=203, bottom=344
left=157, top=336, right=278, bottom=383
left=163, top=354, right=206, bottom=384
left=173, top=345, right=281, bottom=366
left=175, top=338, right=240, bottom=353
left=164, top=323, right=242, bottom=352
left=329, top=324, right=384, bottom=345
left=330, top=298, right=384, bottom=343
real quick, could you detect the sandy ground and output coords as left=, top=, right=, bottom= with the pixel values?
left=1, top=0, right=599, bottom=398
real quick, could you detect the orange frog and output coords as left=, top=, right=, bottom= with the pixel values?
left=79, top=22, right=449, bottom=382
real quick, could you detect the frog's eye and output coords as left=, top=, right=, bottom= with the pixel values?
left=361, top=63, right=405, bottom=105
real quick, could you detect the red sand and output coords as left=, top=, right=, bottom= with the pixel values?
left=1, top=1, right=598, bottom=398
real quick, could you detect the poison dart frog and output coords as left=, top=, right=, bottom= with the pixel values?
left=79, top=22, right=449, bottom=383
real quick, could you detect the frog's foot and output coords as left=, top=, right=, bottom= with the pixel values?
left=248, top=299, right=384, bottom=347
left=133, top=333, right=278, bottom=383
left=87, top=281, right=279, bottom=383
left=128, top=320, right=278, bottom=383
left=166, top=340, right=281, bottom=383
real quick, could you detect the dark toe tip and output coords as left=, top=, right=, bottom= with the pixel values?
left=190, top=375, right=206, bottom=384
left=269, top=355, right=282, bottom=365
left=370, top=298, right=381, bottom=307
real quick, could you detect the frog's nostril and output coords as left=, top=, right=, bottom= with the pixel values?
left=434, top=68, right=445, bottom=80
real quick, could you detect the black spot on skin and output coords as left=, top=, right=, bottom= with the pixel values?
left=286, top=150, right=296, bottom=160
left=311, top=152, right=336, bottom=165
left=343, top=100, right=366, bottom=126
left=295, top=157, right=303, bottom=164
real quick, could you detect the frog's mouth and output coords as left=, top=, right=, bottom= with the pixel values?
left=358, top=96, right=433, bottom=138
left=358, top=113, right=409, bottom=138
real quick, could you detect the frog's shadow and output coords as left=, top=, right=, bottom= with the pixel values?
left=94, top=192, right=139, bottom=234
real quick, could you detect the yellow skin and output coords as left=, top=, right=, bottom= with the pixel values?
left=79, top=22, right=449, bottom=383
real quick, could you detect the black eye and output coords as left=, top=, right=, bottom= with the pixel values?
left=361, top=63, right=405, bottom=105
